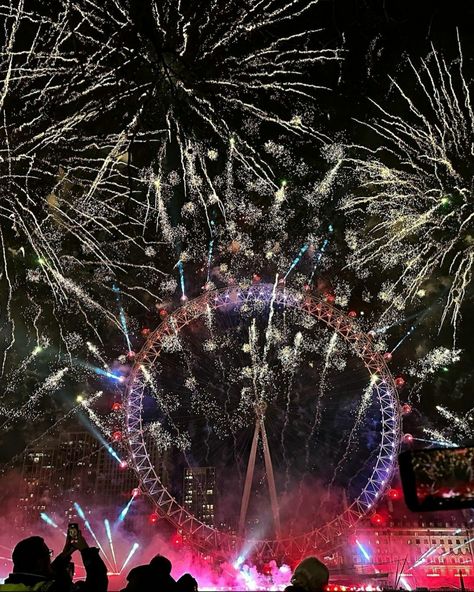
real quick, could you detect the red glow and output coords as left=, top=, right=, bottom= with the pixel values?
left=119, top=460, right=128, bottom=469
left=325, top=293, right=335, bottom=304
left=371, top=513, right=384, bottom=525
left=388, top=488, right=401, bottom=500
left=401, top=403, right=412, bottom=415
left=262, top=563, right=272, bottom=576
left=149, top=512, right=159, bottom=524
left=403, top=433, right=414, bottom=444
left=126, top=350, right=136, bottom=359
left=173, top=533, right=183, bottom=546
left=383, top=352, right=392, bottom=361
left=141, top=327, right=150, bottom=336
left=159, top=309, right=168, bottom=318
left=111, top=402, right=122, bottom=411
left=112, top=430, right=122, bottom=442
left=132, top=488, right=141, bottom=497
left=348, top=310, right=357, bottom=318
left=395, top=376, right=406, bottom=388
left=252, top=274, right=261, bottom=283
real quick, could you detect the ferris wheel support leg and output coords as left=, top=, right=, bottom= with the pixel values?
left=238, top=418, right=261, bottom=538
left=260, top=418, right=281, bottom=540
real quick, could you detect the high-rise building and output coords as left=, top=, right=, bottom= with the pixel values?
left=18, top=444, right=57, bottom=524
left=17, top=430, right=138, bottom=526
left=183, top=466, right=216, bottom=526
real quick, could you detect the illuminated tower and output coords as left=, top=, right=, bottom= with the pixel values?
left=183, top=467, right=216, bottom=526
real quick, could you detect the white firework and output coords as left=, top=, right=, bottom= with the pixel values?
left=342, top=33, right=474, bottom=335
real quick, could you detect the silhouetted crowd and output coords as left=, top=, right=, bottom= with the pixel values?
left=0, top=528, right=329, bottom=592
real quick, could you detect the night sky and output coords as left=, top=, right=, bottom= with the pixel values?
left=0, top=0, right=473, bottom=493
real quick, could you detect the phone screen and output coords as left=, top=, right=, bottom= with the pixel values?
left=399, top=446, right=474, bottom=511
left=68, top=523, right=79, bottom=542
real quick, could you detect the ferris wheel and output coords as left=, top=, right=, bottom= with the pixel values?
left=124, top=283, right=401, bottom=560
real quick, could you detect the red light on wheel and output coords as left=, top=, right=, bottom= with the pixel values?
left=141, top=327, right=150, bottom=336
left=173, top=534, right=183, bottom=546
left=159, top=309, right=168, bottom=319
left=371, top=513, right=384, bottom=525
left=388, top=488, right=401, bottom=500
left=112, top=430, right=122, bottom=442
left=252, top=274, right=261, bottom=283
left=112, top=402, right=122, bottom=411
left=403, top=433, right=414, bottom=444
left=401, top=403, right=412, bottom=415
left=132, top=488, right=141, bottom=497
left=262, top=563, right=272, bottom=576
left=395, top=376, right=405, bottom=388
left=383, top=352, right=392, bottom=361
left=348, top=310, right=357, bottom=318
left=149, top=513, right=158, bottom=524
left=325, top=293, right=335, bottom=304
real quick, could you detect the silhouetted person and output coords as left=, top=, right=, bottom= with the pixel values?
left=285, top=556, right=329, bottom=592
left=176, top=573, right=198, bottom=592
left=0, top=530, right=107, bottom=592
left=121, top=554, right=177, bottom=592
left=121, top=564, right=153, bottom=592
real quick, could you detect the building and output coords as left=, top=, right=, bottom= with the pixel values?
left=18, top=444, right=57, bottom=523
left=348, top=514, right=474, bottom=588
left=17, top=430, right=139, bottom=526
left=183, top=466, right=216, bottom=526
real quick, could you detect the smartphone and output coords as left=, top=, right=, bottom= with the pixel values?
left=68, top=522, right=79, bottom=543
left=399, top=446, right=474, bottom=511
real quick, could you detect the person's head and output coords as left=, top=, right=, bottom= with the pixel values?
left=150, top=554, right=172, bottom=577
left=12, top=536, right=53, bottom=577
left=291, top=557, right=329, bottom=592
left=123, top=564, right=153, bottom=591
left=177, top=573, right=198, bottom=592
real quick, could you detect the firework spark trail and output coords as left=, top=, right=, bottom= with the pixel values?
left=248, top=319, right=263, bottom=405
left=3, top=341, right=46, bottom=392
left=81, top=395, right=113, bottom=438
left=422, top=428, right=458, bottom=447
left=40, top=512, right=59, bottom=529
left=327, top=380, right=376, bottom=492
left=176, top=259, right=186, bottom=300
left=206, top=225, right=216, bottom=283
left=342, top=34, right=474, bottom=336
left=436, top=405, right=474, bottom=438
left=0, top=367, right=68, bottom=428
left=309, top=225, right=333, bottom=282
left=284, top=244, right=309, bottom=280
left=119, top=542, right=139, bottom=575
left=112, top=284, right=132, bottom=354
left=262, top=275, right=279, bottom=367
left=280, top=330, right=302, bottom=492
left=74, top=502, right=114, bottom=571
left=86, top=342, right=109, bottom=369
left=303, top=332, right=338, bottom=469
left=141, top=326, right=197, bottom=477
left=104, top=519, right=117, bottom=572
left=0, top=226, right=15, bottom=376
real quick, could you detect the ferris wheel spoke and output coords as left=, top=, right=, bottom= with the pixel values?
left=125, top=284, right=401, bottom=556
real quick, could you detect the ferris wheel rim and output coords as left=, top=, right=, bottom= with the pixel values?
left=123, top=283, right=401, bottom=554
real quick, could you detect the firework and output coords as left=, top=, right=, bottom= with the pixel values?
left=342, top=34, right=474, bottom=336
left=0, top=0, right=340, bottom=433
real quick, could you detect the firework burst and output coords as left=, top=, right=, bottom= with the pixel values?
left=0, top=0, right=340, bottom=431
left=342, top=33, right=474, bottom=335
